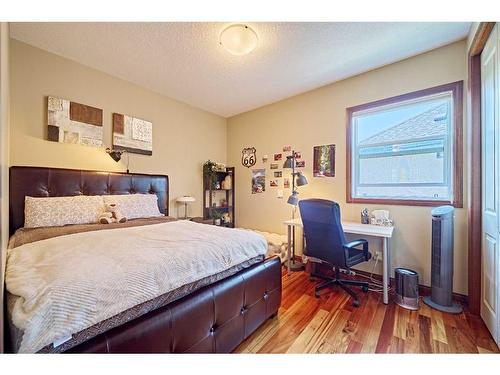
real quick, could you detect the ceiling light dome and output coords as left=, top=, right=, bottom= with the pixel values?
left=219, top=24, right=258, bottom=56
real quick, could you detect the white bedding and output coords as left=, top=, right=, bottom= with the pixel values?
left=5, top=220, right=267, bottom=353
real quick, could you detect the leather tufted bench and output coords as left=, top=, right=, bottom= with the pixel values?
left=68, top=256, right=282, bottom=353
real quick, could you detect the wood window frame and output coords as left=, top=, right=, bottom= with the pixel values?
left=346, top=81, right=464, bottom=208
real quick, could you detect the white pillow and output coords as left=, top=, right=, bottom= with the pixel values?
left=24, top=195, right=105, bottom=228
left=103, top=194, right=163, bottom=220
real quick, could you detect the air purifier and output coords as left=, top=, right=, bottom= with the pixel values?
left=395, top=268, right=419, bottom=310
left=423, top=205, right=462, bottom=314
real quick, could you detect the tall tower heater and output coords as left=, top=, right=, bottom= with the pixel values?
left=423, top=205, right=462, bottom=314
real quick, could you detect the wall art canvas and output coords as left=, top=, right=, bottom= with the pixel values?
left=251, top=169, right=266, bottom=194
left=113, top=113, right=153, bottom=155
left=47, top=96, right=103, bottom=147
left=313, top=144, right=336, bottom=177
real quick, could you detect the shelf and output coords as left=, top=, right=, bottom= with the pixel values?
left=206, top=206, right=232, bottom=210
left=205, top=188, right=231, bottom=191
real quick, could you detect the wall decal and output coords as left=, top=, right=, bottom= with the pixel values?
left=242, top=147, right=257, bottom=168
left=251, top=169, right=265, bottom=194
left=313, top=144, right=336, bottom=177
left=47, top=96, right=103, bottom=147
left=113, top=113, right=153, bottom=155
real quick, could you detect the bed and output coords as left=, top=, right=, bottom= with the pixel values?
left=5, top=166, right=282, bottom=353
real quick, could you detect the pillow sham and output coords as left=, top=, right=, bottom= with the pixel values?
left=24, top=195, right=105, bottom=228
left=103, top=194, right=163, bottom=220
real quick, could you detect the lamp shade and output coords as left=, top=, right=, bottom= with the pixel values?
left=287, top=191, right=299, bottom=206
left=283, top=155, right=294, bottom=169
left=106, top=148, right=123, bottom=162
left=177, top=196, right=196, bottom=203
left=296, top=172, right=308, bottom=187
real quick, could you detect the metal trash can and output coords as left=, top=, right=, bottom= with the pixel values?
left=394, top=268, right=419, bottom=310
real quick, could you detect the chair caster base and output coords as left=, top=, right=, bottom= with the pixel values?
left=314, top=291, right=320, bottom=298
left=362, top=285, right=369, bottom=293
left=352, top=300, right=360, bottom=308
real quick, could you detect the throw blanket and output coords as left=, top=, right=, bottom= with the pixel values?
left=6, top=220, right=267, bottom=353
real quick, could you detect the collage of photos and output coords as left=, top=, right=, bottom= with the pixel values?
left=250, top=145, right=306, bottom=196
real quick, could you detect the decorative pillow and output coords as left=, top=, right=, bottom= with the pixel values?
left=103, top=194, right=163, bottom=220
left=24, top=195, right=105, bottom=228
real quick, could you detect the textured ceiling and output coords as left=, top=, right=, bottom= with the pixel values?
left=10, top=22, right=471, bottom=117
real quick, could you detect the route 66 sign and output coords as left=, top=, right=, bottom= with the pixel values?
left=241, top=147, right=256, bottom=168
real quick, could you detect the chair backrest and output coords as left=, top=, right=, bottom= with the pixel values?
left=298, top=199, right=347, bottom=267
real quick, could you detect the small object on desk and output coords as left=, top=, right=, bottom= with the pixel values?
left=361, top=208, right=370, bottom=224
left=370, top=209, right=394, bottom=227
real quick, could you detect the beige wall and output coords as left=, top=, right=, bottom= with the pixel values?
left=9, top=40, right=227, bottom=218
left=0, top=23, right=10, bottom=353
left=228, top=40, right=468, bottom=294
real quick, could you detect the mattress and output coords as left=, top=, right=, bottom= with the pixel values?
left=6, top=218, right=267, bottom=353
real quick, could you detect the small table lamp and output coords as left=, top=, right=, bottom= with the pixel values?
left=177, top=196, right=196, bottom=219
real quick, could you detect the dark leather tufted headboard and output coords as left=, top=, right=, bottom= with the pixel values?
left=9, top=166, right=169, bottom=235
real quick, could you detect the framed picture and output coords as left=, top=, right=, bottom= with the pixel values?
left=274, top=171, right=282, bottom=178
left=251, top=169, right=266, bottom=194
left=113, top=113, right=153, bottom=155
left=294, top=151, right=302, bottom=159
left=274, top=153, right=282, bottom=161
left=270, top=179, right=279, bottom=187
left=296, top=160, right=305, bottom=168
left=283, top=145, right=291, bottom=152
left=284, top=178, right=290, bottom=189
left=47, top=96, right=103, bottom=147
left=313, top=144, right=335, bottom=177
left=270, top=163, right=279, bottom=169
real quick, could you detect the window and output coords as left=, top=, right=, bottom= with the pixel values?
left=347, top=82, right=463, bottom=207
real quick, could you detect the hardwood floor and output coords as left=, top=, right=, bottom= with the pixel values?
left=234, top=268, right=500, bottom=354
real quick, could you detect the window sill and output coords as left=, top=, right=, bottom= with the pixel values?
left=347, top=196, right=463, bottom=208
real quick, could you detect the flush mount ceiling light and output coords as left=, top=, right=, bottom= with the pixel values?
left=219, top=24, right=258, bottom=56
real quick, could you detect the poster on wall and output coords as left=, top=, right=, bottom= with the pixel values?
left=251, top=169, right=266, bottom=194
left=313, top=144, right=336, bottom=177
left=47, top=96, right=103, bottom=147
left=113, top=113, right=153, bottom=155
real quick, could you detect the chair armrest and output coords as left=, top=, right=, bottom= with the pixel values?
left=344, top=239, right=370, bottom=262
left=344, top=239, right=368, bottom=250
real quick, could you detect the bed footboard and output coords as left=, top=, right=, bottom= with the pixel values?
left=68, top=256, right=282, bottom=353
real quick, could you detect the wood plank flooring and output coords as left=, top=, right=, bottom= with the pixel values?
left=234, top=268, right=499, bottom=354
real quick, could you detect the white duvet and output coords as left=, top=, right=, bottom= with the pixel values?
left=5, top=220, right=267, bottom=353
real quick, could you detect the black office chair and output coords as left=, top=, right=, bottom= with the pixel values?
left=298, top=199, right=372, bottom=307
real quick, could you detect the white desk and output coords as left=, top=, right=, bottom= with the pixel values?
left=283, top=218, right=394, bottom=304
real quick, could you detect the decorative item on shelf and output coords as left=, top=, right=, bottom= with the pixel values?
left=361, top=208, right=370, bottom=224
left=212, top=210, right=223, bottom=226
left=214, top=181, right=221, bottom=190
left=262, top=155, right=268, bottom=163
left=283, top=149, right=309, bottom=271
left=47, top=96, right=103, bottom=147
left=177, top=196, right=196, bottom=219
left=106, top=148, right=130, bottom=173
left=370, top=210, right=394, bottom=227
left=241, top=147, right=256, bottom=168
left=313, top=144, right=336, bottom=177
left=220, top=198, right=227, bottom=207
left=112, top=113, right=153, bottom=155
left=221, top=174, right=232, bottom=190
left=222, top=213, right=231, bottom=224
left=203, top=160, right=217, bottom=187
left=213, top=163, right=226, bottom=172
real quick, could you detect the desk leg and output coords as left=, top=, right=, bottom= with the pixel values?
left=383, top=237, right=389, bottom=304
left=287, top=224, right=292, bottom=274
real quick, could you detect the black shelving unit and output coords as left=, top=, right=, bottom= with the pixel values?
left=203, top=167, right=235, bottom=228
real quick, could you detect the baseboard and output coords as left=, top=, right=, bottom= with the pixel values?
left=299, top=259, right=468, bottom=305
